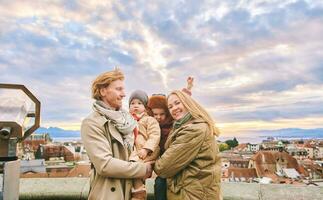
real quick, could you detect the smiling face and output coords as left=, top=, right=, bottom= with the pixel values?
left=129, top=98, right=146, bottom=115
left=100, top=79, right=125, bottom=110
left=167, top=94, right=189, bottom=120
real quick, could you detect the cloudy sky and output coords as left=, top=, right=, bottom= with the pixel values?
left=1, top=0, right=323, bottom=136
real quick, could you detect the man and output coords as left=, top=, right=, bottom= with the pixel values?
left=81, top=69, right=153, bottom=200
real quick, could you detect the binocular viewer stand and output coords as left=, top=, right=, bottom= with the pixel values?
left=0, top=84, right=40, bottom=200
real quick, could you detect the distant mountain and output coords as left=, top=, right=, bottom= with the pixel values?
left=34, top=127, right=323, bottom=140
left=35, top=127, right=80, bottom=138
left=253, top=128, right=323, bottom=138
left=219, top=128, right=323, bottom=143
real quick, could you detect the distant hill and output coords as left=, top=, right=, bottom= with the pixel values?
left=35, top=127, right=80, bottom=138
left=34, top=127, right=323, bottom=140
left=253, top=128, right=323, bottom=138
left=220, top=128, right=323, bottom=143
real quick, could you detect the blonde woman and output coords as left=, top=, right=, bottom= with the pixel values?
left=154, top=90, right=222, bottom=200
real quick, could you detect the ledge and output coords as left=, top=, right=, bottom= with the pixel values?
left=19, top=178, right=323, bottom=200
left=19, top=178, right=89, bottom=200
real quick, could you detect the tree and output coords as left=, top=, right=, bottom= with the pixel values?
left=219, top=143, right=230, bottom=152
left=282, top=140, right=290, bottom=144
left=233, top=137, right=239, bottom=147
left=225, top=137, right=239, bottom=149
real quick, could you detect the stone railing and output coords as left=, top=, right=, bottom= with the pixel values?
left=19, top=178, right=323, bottom=200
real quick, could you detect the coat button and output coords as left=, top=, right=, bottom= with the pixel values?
left=111, top=187, right=116, bottom=192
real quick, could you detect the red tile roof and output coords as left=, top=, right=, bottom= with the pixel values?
left=303, top=143, right=315, bottom=148
left=234, top=143, right=248, bottom=151
left=228, top=167, right=257, bottom=179
left=251, top=151, right=306, bottom=178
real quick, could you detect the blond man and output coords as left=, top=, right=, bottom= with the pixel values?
left=81, top=69, right=153, bottom=200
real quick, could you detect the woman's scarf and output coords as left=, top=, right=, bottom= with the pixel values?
left=173, top=112, right=192, bottom=130
left=93, top=100, right=137, bottom=151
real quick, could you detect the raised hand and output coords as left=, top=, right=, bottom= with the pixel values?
left=187, top=76, right=194, bottom=90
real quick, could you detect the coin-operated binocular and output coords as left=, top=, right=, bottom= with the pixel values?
left=0, top=83, right=40, bottom=200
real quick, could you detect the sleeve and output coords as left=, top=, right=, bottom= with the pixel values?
left=182, top=88, right=192, bottom=96
left=154, top=123, right=207, bottom=178
left=143, top=117, right=161, bottom=152
left=81, top=118, right=146, bottom=178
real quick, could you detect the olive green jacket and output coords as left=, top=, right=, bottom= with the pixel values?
left=81, top=111, right=146, bottom=200
left=154, top=118, right=222, bottom=200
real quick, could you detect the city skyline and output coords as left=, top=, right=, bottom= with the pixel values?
left=1, top=1, right=323, bottom=136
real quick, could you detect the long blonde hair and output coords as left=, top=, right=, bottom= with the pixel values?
left=167, top=90, right=220, bottom=136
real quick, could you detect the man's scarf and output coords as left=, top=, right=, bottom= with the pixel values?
left=93, top=100, right=137, bottom=151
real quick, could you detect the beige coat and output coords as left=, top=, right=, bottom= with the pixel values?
left=81, top=111, right=146, bottom=200
left=132, top=113, right=161, bottom=162
left=154, top=118, right=222, bottom=200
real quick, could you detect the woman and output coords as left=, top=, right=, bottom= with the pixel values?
left=154, top=90, right=222, bottom=200
left=148, top=77, right=193, bottom=200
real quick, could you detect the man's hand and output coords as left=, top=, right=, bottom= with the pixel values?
left=138, top=148, right=149, bottom=160
left=143, top=161, right=155, bottom=179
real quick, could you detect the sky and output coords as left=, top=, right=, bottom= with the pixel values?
left=1, top=0, right=323, bottom=136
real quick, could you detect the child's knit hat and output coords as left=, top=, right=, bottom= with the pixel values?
left=129, top=90, right=148, bottom=106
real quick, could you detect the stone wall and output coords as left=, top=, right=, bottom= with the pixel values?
left=20, top=178, right=323, bottom=200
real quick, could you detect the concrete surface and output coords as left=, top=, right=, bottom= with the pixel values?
left=19, top=178, right=323, bottom=200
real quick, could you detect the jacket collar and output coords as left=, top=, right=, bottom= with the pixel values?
left=95, top=112, right=124, bottom=145
left=108, top=121, right=124, bottom=145
left=173, top=113, right=192, bottom=129
left=173, top=117, right=206, bottom=131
